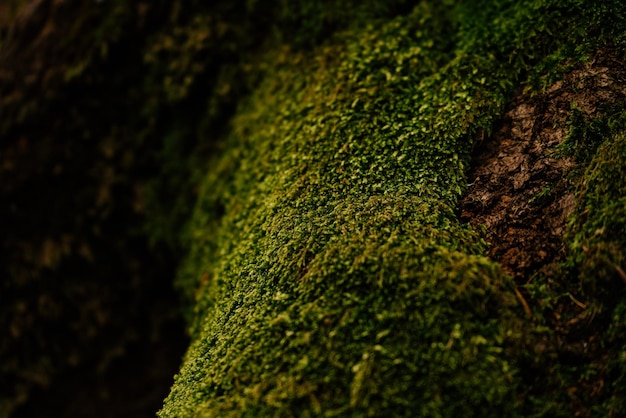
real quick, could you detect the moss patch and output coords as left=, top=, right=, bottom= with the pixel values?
left=161, top=1, right=625, bottom=416
left=8, top=0, right=621, bottom=416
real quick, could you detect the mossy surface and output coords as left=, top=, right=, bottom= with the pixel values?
left=161, top=1, right=626, bottom=416
left=561, top=124, right=626, bottom=417
left=581, top=132, right=626, bottom=415
left=1, top=1, right=421, bottom=414
left=3, top=0, right=624, bottom=416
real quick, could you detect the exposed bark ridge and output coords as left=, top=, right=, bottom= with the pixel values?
left=460, top=50, right=626, bottom=280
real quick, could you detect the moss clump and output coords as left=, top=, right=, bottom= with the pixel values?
left=160, top=0, right=626, bottom=416
left=572, top=131, right=626, bottom=416
left=567, top=128, right=626, bottom=417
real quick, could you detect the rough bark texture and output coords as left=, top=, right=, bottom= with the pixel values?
left=1, top=1, right=626, bottom=417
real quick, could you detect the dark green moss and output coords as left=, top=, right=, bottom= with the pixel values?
left=532, top=126, right=626, bottom=417
left=576, top=131, right=626, bottom=416
left=160, top=0, right=626, bottom=416
left=6, top=0, right=622, bottom=416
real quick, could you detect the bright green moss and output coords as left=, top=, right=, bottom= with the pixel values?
left=161, top=1, right=626, bottom=416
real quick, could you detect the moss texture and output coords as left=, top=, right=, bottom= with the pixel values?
left=2, top=0, right=625, bottom=417
left=0, top=1, right=422, bottom=415
left=160, top=1, right=626, bottom=417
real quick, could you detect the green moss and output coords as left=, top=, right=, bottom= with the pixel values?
left=159, top=0, right=626, bottom=416
left=554, top=130, right=626, bottom=417
left=519, top=104, right=626, bottom=416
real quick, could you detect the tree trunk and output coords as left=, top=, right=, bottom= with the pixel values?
left=2, top=1, right=625, bottom=417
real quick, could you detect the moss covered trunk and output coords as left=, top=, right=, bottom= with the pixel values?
left=160, top=1, right=626, bottom=417
left=2, top=1, right=626, bottom=417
